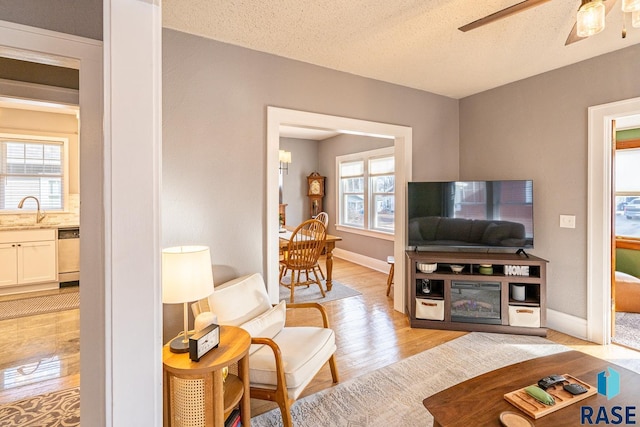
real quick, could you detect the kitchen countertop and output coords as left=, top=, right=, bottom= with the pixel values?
left=0, top=223, right=80, bottom=232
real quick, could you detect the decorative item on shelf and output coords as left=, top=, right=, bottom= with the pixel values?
left=421, top=279, right=431, bottom=294
left=479, top=264, right=493, bottom=275
left=279, top=150, right=292, bottom=174
left=450, top=264, right=464, bottom=274
left=162, top=245, right=215, bottom=353
left=505, top=265, right=530, bottom=276
left=417, top=262, right=437, bottom=273
left=511, top=284, right=526, bottom=302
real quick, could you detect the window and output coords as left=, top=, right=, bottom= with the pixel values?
left=0, top=134, right=67, bottom=211
left=337, top=147, right=394, bottom=236
left=615, top=144, right=640, bottom=241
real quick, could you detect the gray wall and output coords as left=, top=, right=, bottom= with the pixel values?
left=459, top=44, right=640, bottom=319
left=162, top=29, right=460, bottom=340
left=0, top=0, right=103, bottom=40
left=281, top=134, right=395, bottom=261
left=280, top=137, right=318, bottom=226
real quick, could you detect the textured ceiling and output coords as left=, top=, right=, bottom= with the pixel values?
left=163, top=0, right=640, bottom=99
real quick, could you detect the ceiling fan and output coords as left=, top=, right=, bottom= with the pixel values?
left=458, top=0, right=625, bottom=45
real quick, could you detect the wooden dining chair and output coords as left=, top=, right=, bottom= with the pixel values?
left=279, top=218, right=327, bottom=303
left=312, top=212, right=329, bottom=280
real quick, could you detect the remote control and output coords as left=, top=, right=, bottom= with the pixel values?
left=538, top=374, right=566, bottom=390
left=563, top=383, right=588, bottom=395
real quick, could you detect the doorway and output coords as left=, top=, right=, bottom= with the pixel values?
left=612, top=117, right=640, bottom=350
left=0, top=18, right=107, bottom=424
left=587, top=96, right=640, bottom=345
left=267, top=107, right=412, bottom=313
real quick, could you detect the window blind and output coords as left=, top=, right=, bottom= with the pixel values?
left=0, top=138, right=64, bottom=210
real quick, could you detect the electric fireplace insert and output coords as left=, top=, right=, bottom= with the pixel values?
left=451, top=281, right=501, bottom=324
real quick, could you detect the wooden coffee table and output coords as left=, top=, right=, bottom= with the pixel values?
left=423, top=350, right=640, bottom=426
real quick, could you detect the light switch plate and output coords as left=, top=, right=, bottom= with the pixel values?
left=560, top=215, right=576, bottom=229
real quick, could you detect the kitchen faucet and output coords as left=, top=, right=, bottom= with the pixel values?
left=17, top=196, right=47, bottom=224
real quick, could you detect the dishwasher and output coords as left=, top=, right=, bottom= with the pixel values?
left=58, top=227, right=80, bottom=285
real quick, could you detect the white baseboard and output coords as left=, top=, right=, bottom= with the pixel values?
left=332, top=248, right=390, bottom=274
left=546, top=308, right=588, bottom=341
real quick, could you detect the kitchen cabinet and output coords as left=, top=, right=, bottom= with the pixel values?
left=0, top=229, right=57, bottom=289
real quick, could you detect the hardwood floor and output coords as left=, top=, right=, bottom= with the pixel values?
left=251, top=257, right=640, bottom=416
left=0, top=258, right=638, bottom=422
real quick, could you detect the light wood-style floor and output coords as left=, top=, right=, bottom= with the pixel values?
left=1, top=257, right=638, bottom=420
left=0, top=287, right=80, bottom=405
left=251, top=257, right=640, bottom=416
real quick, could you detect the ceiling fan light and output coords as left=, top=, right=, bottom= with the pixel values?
left=622, top=0, right=640, bottom=13
left=577, top=0, right=606, bottom=37
left=633, top=10, right=640, bottom=27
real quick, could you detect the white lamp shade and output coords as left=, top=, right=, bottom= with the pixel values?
left=633, top=10, right=640, bottom=28
left=622, top=0, right=640, bottom=13
left=577, top=1, right=606, bottom=37
left=279, top=150, right=292, bottom=163
left=162, top=246, right=214, bottom=304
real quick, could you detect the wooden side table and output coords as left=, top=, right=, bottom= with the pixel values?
left=163, top=325, right=251, bottom=427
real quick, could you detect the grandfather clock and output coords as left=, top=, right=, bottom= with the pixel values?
left=307, top=172, right=325, bottom=218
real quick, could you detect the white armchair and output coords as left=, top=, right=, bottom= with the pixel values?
left=192, top=273, right=339, bottom=426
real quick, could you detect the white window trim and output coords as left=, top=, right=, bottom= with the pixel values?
left=335, top=146, right=394, bottom=240
left=0, top=131, right=70, bottom=213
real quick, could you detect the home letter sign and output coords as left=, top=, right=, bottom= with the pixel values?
left=505, top=265, right=529, bottom=276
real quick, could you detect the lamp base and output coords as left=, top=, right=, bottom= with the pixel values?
left=169, top=335, right=190, bottom=353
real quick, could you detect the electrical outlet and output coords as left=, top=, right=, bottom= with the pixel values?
left=560, top=215, right=576, bottom=229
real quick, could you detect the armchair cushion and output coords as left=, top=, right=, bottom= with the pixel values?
left=250, top=326, right=336, bottom=400
left=206, top=273, right=272, bottom=325
left=240, top=300, right=286, bottom=354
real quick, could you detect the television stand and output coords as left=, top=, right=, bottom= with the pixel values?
left=406, top=251, right=548, bottom=336
left=515, top=248, right=529, bottom=258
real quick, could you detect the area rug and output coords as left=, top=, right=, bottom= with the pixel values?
left=0, top=387, right=79, bottom=426
left=613, top=311, right=640, bottom=351
left=279, top=279, right=361, bottom=304
left=0, top=291, right=79, bottom=321
left=251, top=332, right=573, bottom=427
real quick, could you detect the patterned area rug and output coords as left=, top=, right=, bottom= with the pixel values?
left=278, top=279, right=361, bottom=304
left=251, top=333, right=573, bottom=427
left=0, top=291, right=79, bottom=321
left=613, top=311, right=640, bottom=351
left=0, top=388, right=79, bottom=426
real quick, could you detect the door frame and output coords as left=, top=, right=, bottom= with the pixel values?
left=266, top=107, right=412, bottom=313
left=587, top=96, right=640, bottom=344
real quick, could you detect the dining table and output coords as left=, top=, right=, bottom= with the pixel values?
left=279, top=227, right=342, bottom=291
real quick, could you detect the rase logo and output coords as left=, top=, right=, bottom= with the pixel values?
left=597, top=367, right=620, bottom=400
left=580, top=367, right=637, bottom=425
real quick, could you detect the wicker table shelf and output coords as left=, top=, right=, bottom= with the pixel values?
left=163, top=325, right=251, bottom=427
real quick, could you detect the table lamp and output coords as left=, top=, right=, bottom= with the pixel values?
left=162, top=245, right=214, bottom=353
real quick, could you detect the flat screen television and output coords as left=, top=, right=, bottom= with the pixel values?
left=407, top=180, right=534, bottom=251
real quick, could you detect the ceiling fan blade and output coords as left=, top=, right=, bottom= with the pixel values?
left=459, top=0, right=552, bottom=32
left=565, top=22, right=583, bottom=45
left=565, top=0, right=618, bottom=45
